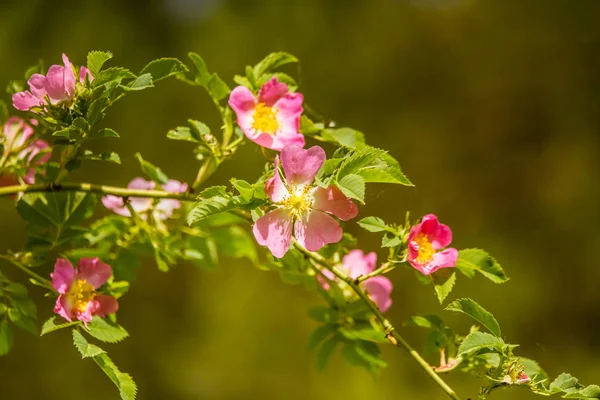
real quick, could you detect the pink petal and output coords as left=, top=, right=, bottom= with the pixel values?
left=154, top=199, right=181, bottom=220
left=251, top=131, right=305, bottom=151
left=54, top=295, right=73, bottom=322
left=12, top=91, right=44, bottom=111
left=126, top=177, right=154, bottom=213
left=75, top=300, right=97, bottom=324
left=361, top=276, right=393, bottom=312
left=27, top=74, right=48, bottom=99
left=128, top=177, right=156, bottom=190
left=420, top=214, right=453, bottom=249
left=294, top=210, right=343, bottom=252
left=317, top=268, right=335, bottom=290
left=431, top=248, right=459, bottom=271
left=93, top=295, right=119, bottom=317
left=253, top=208, right=293, bottom=258
left=79, top=66, right=93, bottom=83
left=312, top=186, right=358, bottom=221
left=24, top=139, right=50, bottom=164
left=342, top=250, right=377, bottom=279
left=101, top=195, right=131, bottom=217
left=44, top=65, right=70, bottom=104
left=61, top=54, right=76, bottom=97
left=280, top=145, right=326, bottom=186
left=162, top=179, right=188, bottom=193
left=22, top=169, right=36, bottom=184
left=51, top=258, right=75, bottom=294
left=265, top=156, right=289, bottom=203
left=229, top=86, right=257, bottom=137
left=76, top=257, right=112, bottom=289
left=257, top=77, right=289, bottom=106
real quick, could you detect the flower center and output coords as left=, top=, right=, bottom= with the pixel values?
left=414, top=233, right=435, bottom=264
left=282, top=185, right=313, bottom=219
left=252, top=103, right=279, bottom=134
left=67, top=279, right=95, bottom=313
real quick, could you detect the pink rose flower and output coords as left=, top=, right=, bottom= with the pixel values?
left=253, top=145, right=358, bottom=258
left=12, top=53, right=92, bottom=111
left=407, top=214, right=458, bottom=275
left=51, top=257, right=118, bottom=324
left=1, top=117, right=50, bottom=185
left=101, top=177, right=188, bottom=220
left=320, top=250, right=393, bottom=312
left=228, top=77, right=305, bottom=151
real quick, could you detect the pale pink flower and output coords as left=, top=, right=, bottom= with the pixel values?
left=1, top=117, right=50, bottom=184
left=253, top=145, right=358, bottom=257
left=12, top=54, right=92, bottom=111
left=228, top=77, right=305, bottom=151
left=407, top=214, right=458, bottom=275
left=51, top=257, right=118, bottom=324
left=320, top=250, right=393, bottom=312
left=102, top=178, right=188, bottom=220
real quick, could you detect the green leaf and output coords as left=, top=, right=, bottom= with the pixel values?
left=0, top=99, right=8, bottom=125
left=187, top=187, right=236, bottom=225
left=307, top=307, right=338, bottom=323
left=166, top=126, right=200, bottom=143
left=431, top=269, right=456, bottom=304
left=41, top=316, right=80, bottom=335
left=86, top=317, right=129, bottom=343
left=230, top=179, right=255, bottom=202
left=207, top=74, right=230, bottom=101
left=92, top=67, right=136, bottom=88
left=381, top=234, right=401, bottom=248
left=0, top=319, right=13, bottom=356
left=337, top=146, right=413, bottom=186
left=308, top=324, right=335, bottom=350
left=357, top=216, right=388, bottom=232
left=7, top=308, right=37, bottom=335
left=445, top=298, right=501, bottom=337
left=81, top=150, right=121, bottom=164
left=316, top=336, right=338, bottom=371
left=212, top=225, right=257, bottom=263
left=321, top=128, right=365, bottom=149
left=253, top=52, right=298, bottom=77
left=338, top=328, right=388, bottom=343
left=336, top=174, right=365, bottom=202
left=73, top=329, right=106, bottom=358
left=17, top=192, right=96, bottom=229
left=403, top=314, right=445, bottom=330
left=455, top=249, right=508, bottom=284
left=87, top=50, right=113, bottom=77
left=86, top=97, right=109, bottom=126
left=457, top=331, right=505, bottom=358
left=125, top=73, right=154, bottom=91
left=139, top=58, right=188, bottom=82
left=186, top=52, right=211, bottom=86
left=93, top=353, right=137, bottom=400
left=88, top=128, right=120, bottom=140
left=550, top=373, right=580, bottom=393
left=52, top=127, right=80, bottom=140
left=135, top=152, right=168, bottom=184
left=342, top=341, right=387, bottom=376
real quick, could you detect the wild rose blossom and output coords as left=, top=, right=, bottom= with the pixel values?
left=321, top=249, right=393, bottom=312
left=407, top=214, right=458, bottom=275
left=101, top=177, right=188, bottom=220
left=228, top=77, right=305, bottom=151
left=51, top=257, right=118, bottom=324
left=0, top=117, right=50, bottom=185
left=12, top=53, right=93, bottom=111
left=253, top=145, right=358, bottom=258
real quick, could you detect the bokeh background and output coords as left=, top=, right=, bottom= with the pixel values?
left=1, top=0, right=599, bottom=399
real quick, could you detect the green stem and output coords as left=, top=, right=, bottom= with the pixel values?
left=356, top=262, right=396, bottom=283
left=0, top=182, right=198, bottom=201
left=292, top=239, right=462, bottom=400
left=0, top=256, right=56, bottom=292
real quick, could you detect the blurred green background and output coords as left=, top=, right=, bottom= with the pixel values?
left=1, top=0, right=599, bottom=399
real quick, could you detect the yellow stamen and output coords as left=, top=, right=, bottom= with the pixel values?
left=281, top=185, right=313, bottom=219
left=67, top=279, right=95, bottom=313
left=252, top=103, right=279, bottom=134
left=414, top=233, right=435, bottom=264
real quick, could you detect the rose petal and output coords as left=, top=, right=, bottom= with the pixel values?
left=44, top=65, right=69, bottom=104
left=27, top=74, right=48, bottom=99
left=253, top=208, right=293, bottom=258
left=342, top=249, right=377, bottom=279
left=431, top=248, right=459, bottom=271
left=61, top=54, right=76, bottom=97
left=265, top=156, right=289, bottom=203
left=229, top=86, right=257, bottom=137
left=361, top=276, right=393, bottom=312
left=257, top=77, right=289, bottom=106
left=54, top=295, right=73, bottom=322
left=312, top=186, right=358, bottom=221
left=51, top=258, right=75, bottom=294
left=420, top=214, right=453, bottom=249
left=79, top=66, right=93, bottom=83
left=93, top=295, right=119, bottom=317
left=294, top=210, right=343, bottom=252
left=76, top=257, right=112, bottom=289
left=280, top=145, right=326, bottom=186
left=12, top=91, right=44, bottom=111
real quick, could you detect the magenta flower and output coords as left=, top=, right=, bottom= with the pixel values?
left=320, top=250, right=393, bottom=312
left=0, top=117, right=50, bottom=184
left=12, top=54, right=92, bottom=111
left=228, top=77, right=305, bottom=151
left=102, top=177, right=188, bottom=220
left=51, top=258, right=118, bottom=324
left=407, top=214, right=458, bottom=275
left=253, top=145, right=358, bottom=258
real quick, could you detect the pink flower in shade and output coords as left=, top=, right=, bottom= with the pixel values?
left=0, top=117, right=50, bottom=185
left=51, top=257, right=118, bottom=324
left=101, top=177, right=188, bottom=220
left=12, top=54, right=93, bottom=111
left=228, top=77, right=305, bottom=151
left=253, top=145, right=358, bottom=258
left=320, top=250, right=393, bottom=312
left=407, top=214, right=458, bottom=276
